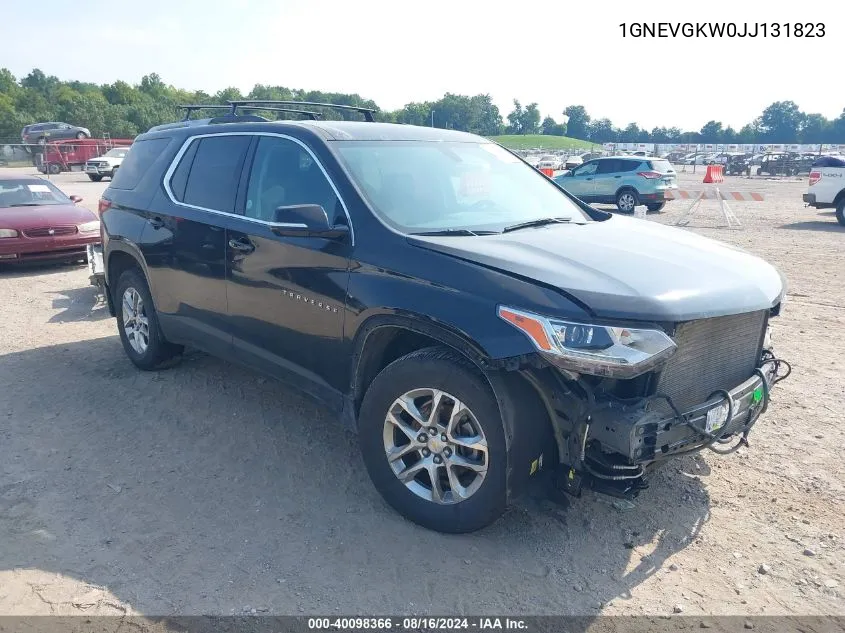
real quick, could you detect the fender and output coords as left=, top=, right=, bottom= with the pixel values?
left=349, top=312, right=495, bottom=398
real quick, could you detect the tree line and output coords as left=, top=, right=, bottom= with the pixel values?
left=2, top=68, right=844, bottom=144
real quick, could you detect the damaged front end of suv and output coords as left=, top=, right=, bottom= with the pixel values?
left=497, top=300, right=791, bottom=500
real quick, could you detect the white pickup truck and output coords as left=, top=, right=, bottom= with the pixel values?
left=803, top=155, right=845, bottom=226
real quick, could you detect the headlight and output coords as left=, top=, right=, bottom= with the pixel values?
left=77, top=220, right=101, bottom=233
left=498, top=306, right=677, bottom=378
left=0, top=229, right=19, bottom=238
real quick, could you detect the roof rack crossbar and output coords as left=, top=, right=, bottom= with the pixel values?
left=228, top=100, right=377, bottom=122
left=177, top=104, right=322, bottom=121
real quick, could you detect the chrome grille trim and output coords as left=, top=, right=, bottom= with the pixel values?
left=652, top=310, right=768, bottom=414
left=23, top=226, right=78, bottom=238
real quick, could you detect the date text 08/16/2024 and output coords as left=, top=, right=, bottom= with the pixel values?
left=307, top=617, right=527, bottom=630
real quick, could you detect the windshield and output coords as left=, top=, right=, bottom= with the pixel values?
left=105, top=148, right=129, bottom=158
left=334, top=141, right=589, bottom=233
left=0, top=179, right=72, bottom=208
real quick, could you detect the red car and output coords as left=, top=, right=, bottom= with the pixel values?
left=0, top=175, right=101, bottom=264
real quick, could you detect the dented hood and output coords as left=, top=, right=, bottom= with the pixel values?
left=407, top=215, right=785, bottom=323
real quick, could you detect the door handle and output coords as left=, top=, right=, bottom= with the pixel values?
left=614, top=175, right=622, bottom=179
left=228, top=238, right=255, bottom=253
left=585, top=177, right=593, bottom=181
left=148, top=216, right=164, bottom=229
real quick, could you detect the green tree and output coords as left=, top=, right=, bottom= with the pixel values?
left=520, top=103, right=540, bottom=135
left=699, top=120, right=723, bottom=143
left=563, top=105, right=590, bottom=140
left=800, top=113, right=830, bottom=144
left=541, top=116, right=566, bottom=136
left=589, top=118, right=616, bottom=142
left=506, top=100, right=523, bottom=134
left=759, top=101, right=805, bottom=142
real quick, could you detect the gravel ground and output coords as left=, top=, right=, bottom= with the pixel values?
left=0, top=167, right=843, bottom=617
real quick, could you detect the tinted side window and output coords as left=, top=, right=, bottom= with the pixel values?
left=617, top=160, right=640, bottom=172
left=110, top=138, right=171, bottom=190
left=244, top=137, right=342, bottom=224
left=596, top=159, right=620, bottom=174
left=169, top=140, right=200, bottom=202
left=573, top=162, right=598, bottom=177
left=183, top=136, right=251, bottom=213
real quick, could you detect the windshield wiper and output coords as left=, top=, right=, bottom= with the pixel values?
left=410, top=229, right=498, bottom=236
left=503, top=217, right=571, bottom=233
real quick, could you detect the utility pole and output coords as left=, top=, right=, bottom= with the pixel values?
left=431, top=110, right=435, bottom=128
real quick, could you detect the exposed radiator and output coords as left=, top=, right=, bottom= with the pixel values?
left=652, top=310, right=768, bottom=414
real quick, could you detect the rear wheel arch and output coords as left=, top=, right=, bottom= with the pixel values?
left=833, top=188, right=845, bottom=206
left=106, top=246, right=156, bottom=309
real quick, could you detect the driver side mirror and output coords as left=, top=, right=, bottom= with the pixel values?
left=269, top=204, right=349, bottom=240
left=70, top=195, right=82, bottom=203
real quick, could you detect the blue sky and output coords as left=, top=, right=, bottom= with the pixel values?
left=3, top=0, right=841, bottom=130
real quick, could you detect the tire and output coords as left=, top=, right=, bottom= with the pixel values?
left=836, top=198, right=845, bottom=227
left=616, top=189, right=639, bottom=213
left=47, top=163, right=61, bottom=175
left=756, top=167, right=763, bottom=176
left=358, top=347, right=507, bottom=533
left=110, top=166, right=118, bottom=180
left=646, top=202, right=666, bottom=212
left=76, top=132, right=87, bottom=140
left=114, top=268, right=183, bottom=370
left=88, top=174, right=102, bottom=182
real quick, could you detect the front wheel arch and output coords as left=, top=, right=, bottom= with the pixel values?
left=350, top=316, right=494, bottom=419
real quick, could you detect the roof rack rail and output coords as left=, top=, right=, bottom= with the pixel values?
left=229, top=100, right=377, bottom=122
left=177, top=104, right=322, bottom=121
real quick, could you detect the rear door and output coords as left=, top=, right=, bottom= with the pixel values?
left=140, top=134, right=252, bottom=356
left=224, top=133, right=352, bottom=405
left=593, top=158, right=622, bottom=202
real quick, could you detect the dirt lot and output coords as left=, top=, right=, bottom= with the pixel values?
left=0, top=167, right=843, bottom=618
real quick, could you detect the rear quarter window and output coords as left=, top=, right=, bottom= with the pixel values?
left=110, top=138, right=171, bottom=190
left=648, top=159, right=674, bottom=173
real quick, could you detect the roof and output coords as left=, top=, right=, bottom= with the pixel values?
left=0, top=174, right=47, bottom=182
left=145, top=119, right=486, bottom=143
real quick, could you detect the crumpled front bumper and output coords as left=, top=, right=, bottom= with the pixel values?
left=86, top=243, right=105, bottom=285
left=588, top=362, right=778, bottom=465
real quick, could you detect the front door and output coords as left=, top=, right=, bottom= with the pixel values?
left=225, top=134, right=351, bottom=406
left=562, top=161, right=598, bottom=200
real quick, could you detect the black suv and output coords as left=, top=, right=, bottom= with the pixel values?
left=99, top=101, right=790, bottom=533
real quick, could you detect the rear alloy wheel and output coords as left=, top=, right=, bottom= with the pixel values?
left=616, top=190, right=639, bottom=212
left=647, top=202, right=666, bottom=212
left=115, top=269, right=183, bottom=370
left=76, top=132, right=87, bottom=139
left=47, top=163, right=61, bottom=175
left=836, top=198, right=845, bottom=227
left=359, top=347, right=506, bottom=533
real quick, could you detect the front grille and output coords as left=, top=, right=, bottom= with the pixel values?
left=652, top=310, right=767, bottom=414
left=23, top=226, right=78, bottom=238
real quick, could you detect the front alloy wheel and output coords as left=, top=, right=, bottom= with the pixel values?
left=384, top=388, right=488, bottom=504
left=359, top=347, right=507, bottom=533
left=616, top=190, right=638, bottom=212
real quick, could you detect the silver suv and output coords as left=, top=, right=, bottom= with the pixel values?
left=554, top=156, right=678, bottom=212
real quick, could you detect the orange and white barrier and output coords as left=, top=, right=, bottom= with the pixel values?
left=665, top=190, right=765, bottom=201
left=669, top=186, right=764, bottom=229
left=702, top=165, right=724, bottom=183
